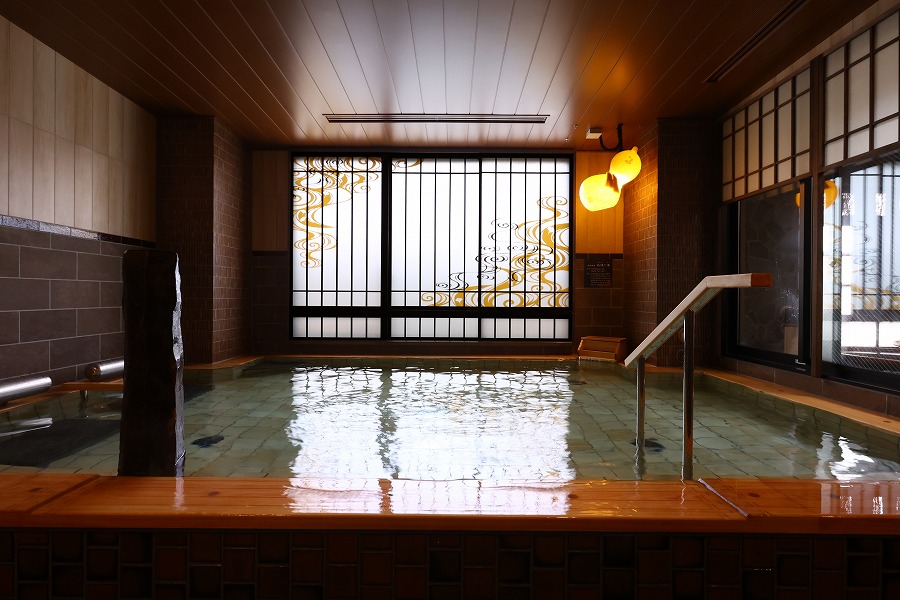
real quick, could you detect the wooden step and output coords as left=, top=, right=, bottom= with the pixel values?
left=578, top=336, right=626, bottom=362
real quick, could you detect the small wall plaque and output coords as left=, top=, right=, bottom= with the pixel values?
left=584, top=255, right=613, bottom=288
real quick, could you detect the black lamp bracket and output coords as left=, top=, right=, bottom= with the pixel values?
left=598, top=123, right=624, bottom=152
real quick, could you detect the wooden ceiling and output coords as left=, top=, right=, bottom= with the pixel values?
left=0, top=0, right=882, bottom=150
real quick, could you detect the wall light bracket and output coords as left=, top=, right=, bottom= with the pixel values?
left=589, top=123, right=624, bottom=152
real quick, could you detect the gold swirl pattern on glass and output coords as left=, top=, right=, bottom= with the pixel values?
left=426, top=195, right=570, bottom=308
left=292, top=157, right=381, bottom=268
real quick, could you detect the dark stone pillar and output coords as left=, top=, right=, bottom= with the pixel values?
left=119, top=250, right=185, bottom=476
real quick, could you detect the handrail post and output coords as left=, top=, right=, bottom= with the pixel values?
left=635, top=357, right=646, bottom=480
left=682, top=309, right=695, bottom=481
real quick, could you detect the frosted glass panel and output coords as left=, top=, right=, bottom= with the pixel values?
left=734, top=129, right=745, bottom=178
left=795, top=92, right=810, bottom=153
left=762, top=167, right=775, bottom=189
left=848, top=129, right=869, bottom=158
left=824, top=141, right=844, bottom=166
left=848, top=60, right=871, bottom=131
left=777, top=160, right=792, bottom=183
left=875, top=42, right=899, bottom=120
left=747, top=174, right=759, bottom=194
left=762, top=113, right=775, bottom=167
left=826, top=49, right=844, bottom=76
left=796, top=69, right=810, bottom=93
left=747, top=121, right=759, bottom=173
left=876, top=12, right=899, bottom=47
left=723, top=138, right=733, bottom=180
left=292, top=156, right=382, bottom=337
left=874, top=116, right=899, bottom=148
left=762, top=91, right=775, bottom=114
left=849, top=31, right=869, bottom=63
left=778, top=104, right=792, bottom=162
left=795, top=152, right=809, bottom=176
left=825, top=74, right=845, bottom=139
left=734, top=178, right=746, bottom=197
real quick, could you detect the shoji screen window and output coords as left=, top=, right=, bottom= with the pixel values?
left=391, top=157, right=571, bottom=340
left=291, top=154, right=572, bottom=341
left=291, top=157, right=382, bottom=338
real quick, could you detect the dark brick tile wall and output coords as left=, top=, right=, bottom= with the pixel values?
left=250, top=252, right=290, bottom=355
left=1, top=528, right=898, bottom=599
left=655, top=118, right=719, bottom=367
left=624, top=123, right=659, bottom=362
left=211, top=120, right=250, bottom=363
left=156, top=116, right=216, bottom=365
left=0, top=220, right=148, bottom=384
left=572, top=254, right=625, bottom=343
left=156, top=116, right=250, bottom=365
left=623, top=119, right=719, bottom=368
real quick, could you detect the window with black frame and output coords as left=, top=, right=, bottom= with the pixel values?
left=823, top=151, right=900, bottom=384
left=728, top=180, right=808, bottom=366
left=290, top=155, right=572, bottom=340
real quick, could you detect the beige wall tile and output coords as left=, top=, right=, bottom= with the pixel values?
left=108, top=89, right=124, bottom=160
left=74, top=144, right=92, bottom=229
left=124, top=164, right=137, bottom=238
left=92, top=79, right=109, bottom=155
left=0, top=17, right=10, bottom=117
left=55, top=54, right=76, bottom=141
left=32, top=128, right=54, bottom=222
left=74, top=65, right=91, bottom=147
left=8, top=25, right=33, bottom=125
left=91, top=151, right=109, bottom=232
left=0, top=115, right=8, bottom=214
left=8, top=118, right=32, bottom=218
left=108, top=157, right=124, bottom=235
left=55, top=137, right=75, bottom=226
left=33, top=40, right=54, bottom=133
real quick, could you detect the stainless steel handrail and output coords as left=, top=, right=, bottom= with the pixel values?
left=624, top=273, right=772, bottom=480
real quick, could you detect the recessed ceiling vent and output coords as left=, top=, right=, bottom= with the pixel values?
left=324, top=113, right=548, bottom=124
left=706, top=0, right=808, bottom=83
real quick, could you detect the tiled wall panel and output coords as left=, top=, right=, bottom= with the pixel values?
left=0, top=17, right=156, bottom=241
left=0, top=219, right=151, bottom=384
left=624, top=124, right=659, bottom=362
left=0, top=528, right=897, bottom=599
left=156, top=116, right=250, bottom=365
left=655, top=119, right=720, bottom=367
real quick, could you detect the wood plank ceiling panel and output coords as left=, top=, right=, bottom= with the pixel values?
left=193, top=0, right=325, bottom=143
left=110, top=0, right=278, bottom=142
left=509, top=0, right=588, bottom=148
left=372, top=0, right=428, bottom=146
left=578, top=0, right=735, bottom=144
left=489, top=0, right=553, bottom=147
left=541, top=0, right=651, bottom=148
left=0, top=0, right=883, bottom=149
left=621, top=0, right=745, bottom=127
left=0, top=0, right=173, bottom=114
left=408, top=0, right=449, bottom=146
left=525, top=0, right=617, bottom=148
left=158, top=0, right=295, bottom=143
left=237, top=2, right=340, bottom=146
left=441, top=0, right=478, bottom=147
left=268, top=0, right=379, bottom=147
left=336, top=0, right=408, bottom=146
left=467, top=0, right=515, bottom=146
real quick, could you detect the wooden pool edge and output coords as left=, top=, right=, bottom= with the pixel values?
left=1, top=474, right=898, bottom=535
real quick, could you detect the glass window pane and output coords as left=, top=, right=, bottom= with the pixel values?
left=738, top=182, right=803, bottom=356
left=823, top=158, right=900, bottom=376
left=825, top=74, right=845, bottom=140
left=875, top=116, right=899, bottom=148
